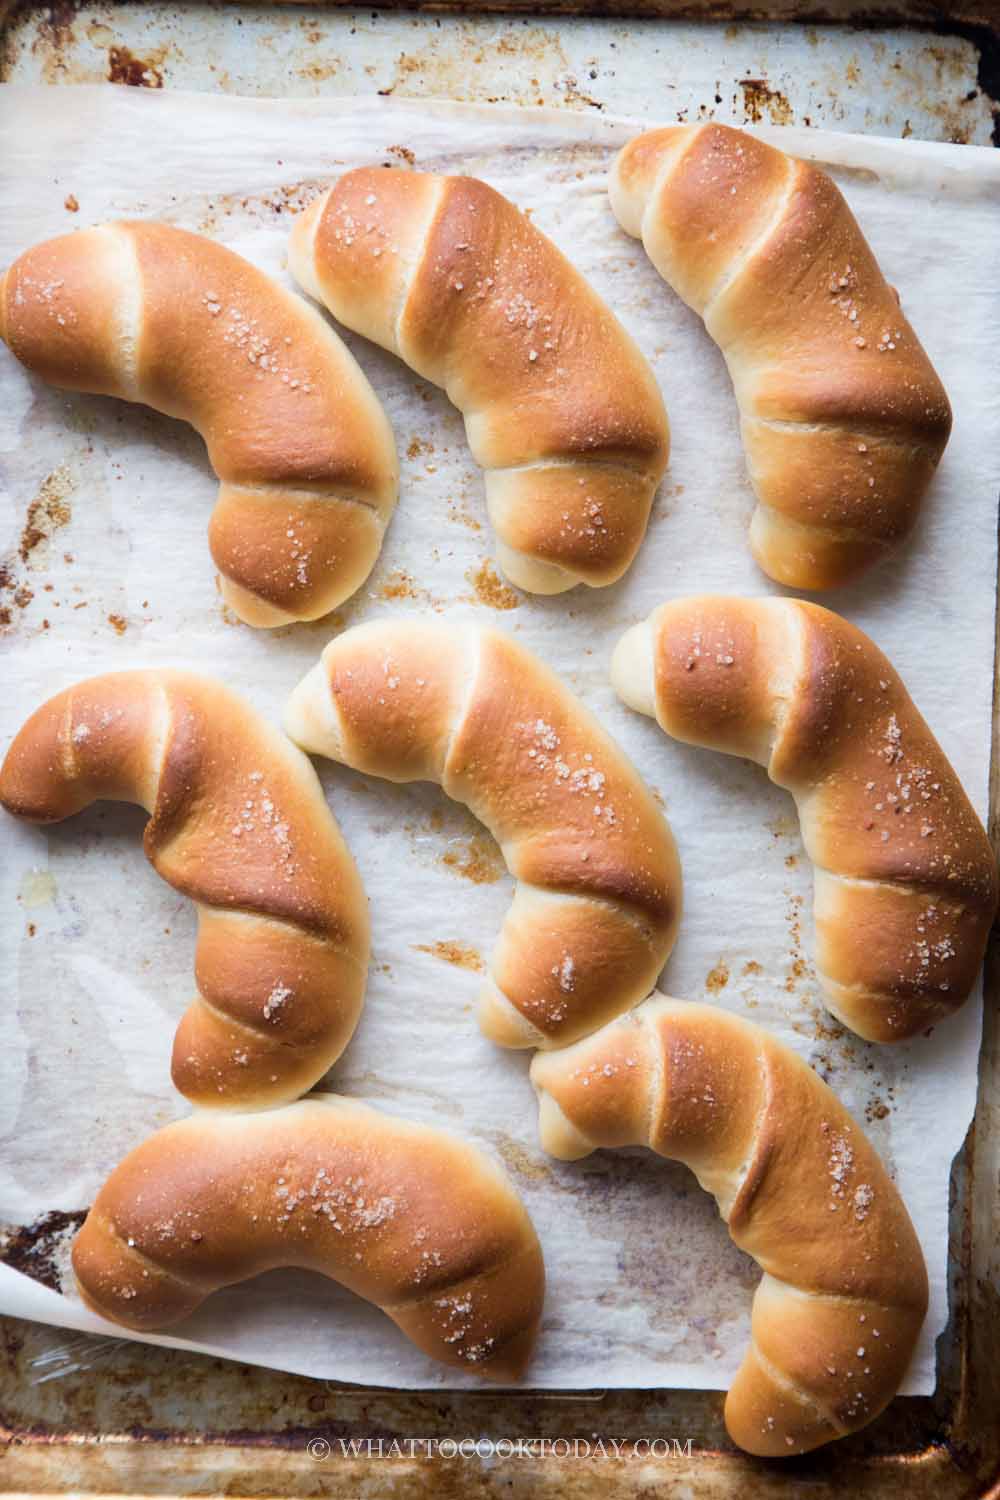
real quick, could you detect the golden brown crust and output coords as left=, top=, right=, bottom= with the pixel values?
left=285, top=620, right=681, bottom=1050
left=289, top=169, right=669, bottom=592
left=207, top=484, right=384, bottom=625
left=0, top=671, right=369, bottom=1105
left=0, top=223, right=397, bottom=624
left=530, top=995, right=928, bottom=1456
left=295, top=168, right=438, bottom=358
left=610, top=124, right=951, bottom=589
left=612, top=597, right=997, bottom=1040
left=72, top=1097, right=544, bottom=1381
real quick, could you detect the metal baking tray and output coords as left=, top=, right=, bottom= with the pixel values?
left=0, top=2, right=997, bottom=1494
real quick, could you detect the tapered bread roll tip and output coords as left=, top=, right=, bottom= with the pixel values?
left=288, top=168, right=670, bottom=595
left=72, top=1098, right=544, bottom=1381
left=610, top=124, right=951, bottom=590
left=535, top=1090, right=593, bottom=1162
left=609, top=622, right=657, bottom=719
left=612, top=598, right=997, bottom=1041
left=284, top=659, right=345, bottom=760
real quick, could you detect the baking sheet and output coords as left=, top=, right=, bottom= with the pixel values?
left=4, top=3, right=997, bottom=148
left=0, top=87, right=997, bottom=1394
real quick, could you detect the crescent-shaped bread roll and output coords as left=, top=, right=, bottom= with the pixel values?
left=610, top=124, right=951, bottom=589
left=288, top=168, right=669, bottom=594
left=72, top=1095, right=544, bottom=1381
left=530, top=995, right=928, bottom=1455
left=612, top=597, right=997, bottom=1041
left=0, top=223, right=398, bottom=625
left=285, top=620, right=680, bottom=1050
left=0, top=671, right=369, bottom=1105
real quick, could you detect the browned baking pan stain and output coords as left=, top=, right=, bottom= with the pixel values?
left=413, top=940, right=485, bottom=973
left=738, top=77, right=794, bottom=125
left=441, top=832, right=505, bottom=885
left=106, top=45, right=163, bottom=89
left=0, top=1209, right=87, bottom=1293
left=18, top=467, right=72, bottom=563
left=465, top=559, right=520, bottom=611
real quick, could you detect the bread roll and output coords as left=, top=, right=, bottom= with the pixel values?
left=288, top=168, right=669, bottom=593
left=0, top=223, right=398, bottom=624
left=0, top=671, right=369, bottom=1104
left=73, top=1095, right=544, bottom=1381
left=531, top=994, right=928, bottom=1455
left=610, top=124, right=951, bottom=589
left=612, top=596, right=997, bottom=1040
left=285, top=619, right=680, bottom=1049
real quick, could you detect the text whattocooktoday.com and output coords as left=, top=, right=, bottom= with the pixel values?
left=307, top=1436, right=695, bottom=1461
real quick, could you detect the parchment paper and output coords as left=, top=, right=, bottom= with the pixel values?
left=1, top=87, right=997, bottom=1394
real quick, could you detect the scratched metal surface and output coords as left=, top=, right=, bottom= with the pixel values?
left=0, top=1, right=997, bottom=142
left=0, top=2, right=998, bottom=1496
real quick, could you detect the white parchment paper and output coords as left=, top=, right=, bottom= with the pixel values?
left=0, top=87, right=998, bottom=1394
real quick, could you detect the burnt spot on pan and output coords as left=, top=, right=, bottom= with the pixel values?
left=0, top=1209, right=87, bottom=1293
left=738, top=77, right=794, bottom=125
left=106, top=45, right=163, bottom=89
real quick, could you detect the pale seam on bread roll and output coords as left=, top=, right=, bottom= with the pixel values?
left=0, top=670, right=369, bottom=1106
left=286, top=619, right=681, bottom=1052
left=288, top=169, right=669, bottom=594
left=0, top=222, right=398, bottom=625
left=611, top=596, right=997, bottom=1041
left=530, top=995, right=928, bottom=1456
left=102, top=224, right=143, bottom=397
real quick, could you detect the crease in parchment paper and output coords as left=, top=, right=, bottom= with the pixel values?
left=0, top=88, right=997, bottom=1393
